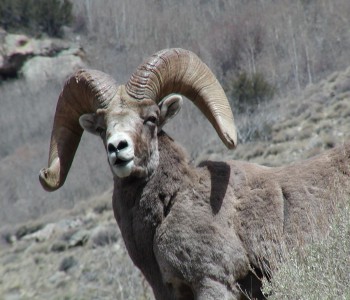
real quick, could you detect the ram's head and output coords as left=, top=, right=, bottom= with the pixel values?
left=79, top=93, right=184, bottom=178
left=39, top=48, right=237, bottom=190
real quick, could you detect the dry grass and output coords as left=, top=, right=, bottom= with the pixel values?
left=0, top=192, right=153, bottom=300
left=262, top=197, right=350, bottom=299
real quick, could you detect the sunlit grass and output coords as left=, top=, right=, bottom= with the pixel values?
left=263, top=198, right=350, bottom=299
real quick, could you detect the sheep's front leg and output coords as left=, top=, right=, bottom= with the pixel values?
left=194, top=278, right=238, bottom=300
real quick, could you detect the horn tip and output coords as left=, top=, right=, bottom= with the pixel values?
left=39, top=168, right=61, bottom=192
left=223, top=130, right=237, bottom=150
left=224, top=138, right=237, bottom=150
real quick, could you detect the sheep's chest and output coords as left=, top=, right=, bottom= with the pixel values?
left=112, top=182, right=164, bottom=274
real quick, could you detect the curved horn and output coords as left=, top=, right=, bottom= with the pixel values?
left=125, top=48, right=237, bottom=149
left=39, top=69, right=119, bottom=191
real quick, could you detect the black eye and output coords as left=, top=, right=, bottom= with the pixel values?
left=146, top=116, right=157, bottom=125
left=96, top=126, right=105, bottom=137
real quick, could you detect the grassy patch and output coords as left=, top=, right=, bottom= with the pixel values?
left=263, top=198, right=350, bottom=299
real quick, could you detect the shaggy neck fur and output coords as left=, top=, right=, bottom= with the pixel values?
left=112, top=131, right=195, bottom=299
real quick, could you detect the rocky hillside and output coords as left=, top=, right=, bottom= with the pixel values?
left=1, top=61, right=350, bottom=299
left=0, top=190, right=152, bottom=300
left=202, top=66, right=350, bottom=167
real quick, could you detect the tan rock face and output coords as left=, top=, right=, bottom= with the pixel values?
left=0, top=30, right=82, bottom=79
left=21, top=52, right=85, bottom=91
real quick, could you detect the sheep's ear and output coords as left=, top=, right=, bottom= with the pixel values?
left=158, top=95, right=183, bottom=130
left=79, top=113, right=101, bottom=136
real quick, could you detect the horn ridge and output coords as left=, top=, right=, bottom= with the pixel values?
left=126, top=48, right=237, bottom=149
left=39, top=69, right=119, bottom=191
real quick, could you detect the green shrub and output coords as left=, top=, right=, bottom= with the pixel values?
left=0, top=0, right=73, bottom=37
left=228, top=72, right=275, bottom=114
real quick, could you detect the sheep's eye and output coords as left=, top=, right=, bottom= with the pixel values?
left=96, top=126, right=105, bottom=137
left=145, top=116, right=157, bottom=125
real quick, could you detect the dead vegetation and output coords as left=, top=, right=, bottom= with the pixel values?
left=262, top=193, right=350, bottom=300
left=1, top=1, right=350, bottom=299
left=0, top=192, right=153, bottom=300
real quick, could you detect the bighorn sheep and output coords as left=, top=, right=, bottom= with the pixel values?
left=39, top=48, right=350, bottom=299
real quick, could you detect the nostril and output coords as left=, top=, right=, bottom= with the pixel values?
left=108, top=140, right=129, bottom=154
left=108, top=143, right=117, bottom=154
left=117, top=140, right=128, bottom=151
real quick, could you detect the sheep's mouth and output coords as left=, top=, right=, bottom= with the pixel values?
left=114, top=157, right=132, bottom=167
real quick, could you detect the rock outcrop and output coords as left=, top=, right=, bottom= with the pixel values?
left=0, top=28, right=85, bottom=81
